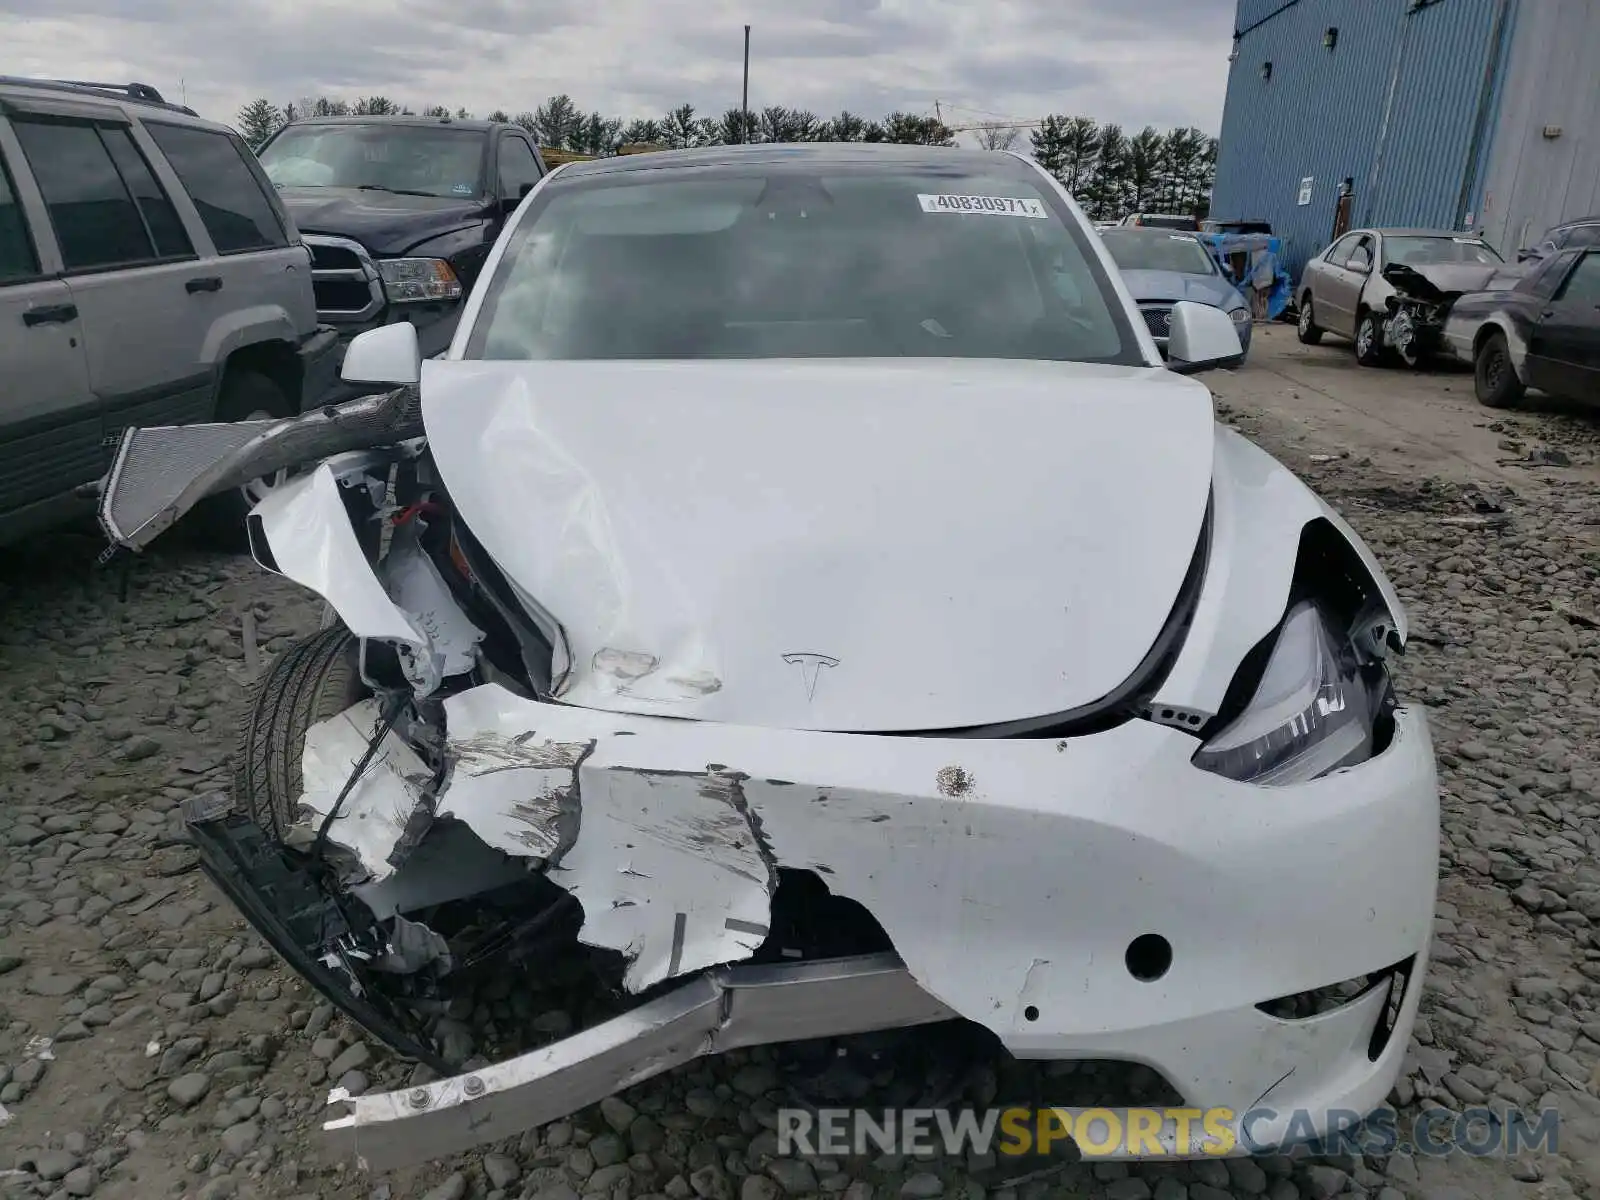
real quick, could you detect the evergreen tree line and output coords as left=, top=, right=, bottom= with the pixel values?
left=235, top=95, right=1217, bottom=220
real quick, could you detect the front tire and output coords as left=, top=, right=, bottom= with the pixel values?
left=1474, top=331, right=1525, bottom=409
left=1355, top=310, right=1385, bottom=367
left=233, top=627, right=367, bottom=840
left=1296, top=296, right=1324, bottom=345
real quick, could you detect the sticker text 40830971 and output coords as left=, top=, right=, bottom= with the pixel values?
left=917, top=194, right=1049, bottom=218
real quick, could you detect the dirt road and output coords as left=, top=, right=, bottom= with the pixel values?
left=3, top=328, right=1600, bottom=1200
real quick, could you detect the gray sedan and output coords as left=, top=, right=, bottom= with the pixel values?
left=1097, top=228, right=1253, bottom=358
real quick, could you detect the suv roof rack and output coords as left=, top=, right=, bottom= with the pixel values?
left=0, top=76, right=199, bottom=116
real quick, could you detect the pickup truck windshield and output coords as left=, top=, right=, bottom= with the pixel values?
left=259, top=124, right=486, bottom=199
left=466, top=162, right=1140, bottom=365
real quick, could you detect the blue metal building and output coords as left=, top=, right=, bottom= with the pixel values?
left=1210, top=0, right=1600, bottom=282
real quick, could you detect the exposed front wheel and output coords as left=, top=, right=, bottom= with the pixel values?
left=1355, top=311, right=1385, bottom=367
left=1296, top=297, right=1323, bottom=345
left=233, top=627, right=367, bottom=840
left=1474, top=331, right=1525, bottom=409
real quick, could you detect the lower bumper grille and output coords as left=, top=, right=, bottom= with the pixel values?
left=1140, top=305, right=1173, bottom=339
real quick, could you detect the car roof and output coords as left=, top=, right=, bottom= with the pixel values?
left=557, top=142, right=1024, bottom=179
left=1554, top=216, right=1600, bottom=229
left=281, top=116, right=504, bottom=133
left=0, top=75, right=204, bottom=120
left=1352, top=227, right=1485, bottom=239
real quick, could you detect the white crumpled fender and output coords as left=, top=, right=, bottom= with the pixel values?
left=249, top=457, right=482, bottom=695
left=1149, top=425, right=1408, bottom=721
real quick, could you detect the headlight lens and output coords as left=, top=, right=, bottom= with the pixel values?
left=378, top=258, right=463, bottom=303
left=1229, top=305, right=1251, bottom=325
left=1191, top=601, right=1377, bottom=785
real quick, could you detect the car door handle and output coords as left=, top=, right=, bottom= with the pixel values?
left=23, top=303, right=77, bottom=326
left=186, top=276, right=223, bottom=293
left=1540, top=310, right=1555, bottom=318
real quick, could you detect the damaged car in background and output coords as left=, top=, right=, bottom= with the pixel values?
left=1296, top=227, right=1522, bottom=368
left=96, top=144, right=1440, bottom=1171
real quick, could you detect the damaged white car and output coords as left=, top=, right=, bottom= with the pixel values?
left=97, top=144, right=1439, bottom=1170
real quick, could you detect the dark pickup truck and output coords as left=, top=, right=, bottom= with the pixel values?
left=256, top=115, right=549, bottom=401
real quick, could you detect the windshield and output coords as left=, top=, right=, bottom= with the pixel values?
left=259, top=124, right=486, bottom=198
left=466, top=162, right=1138, bottom=364
left=1385, top=236, right=1502, bottom=266
left=1099, top=230, right=1217, bottom=275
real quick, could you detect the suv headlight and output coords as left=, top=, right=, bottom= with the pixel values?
left=1228, top=305, right=1251, bottom=325
left=378, top=258, right=463, bottom=303
left=1191, top=601, right=1380, bottom=785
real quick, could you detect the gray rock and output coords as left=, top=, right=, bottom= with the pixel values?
left=62, top=1166, right=97, bottom=1197
left=732, top=1064, right=778, bottom=1097
left=422, top=1173, right=468, bottom=1200
left=1103, top=1181, right=1151, bottom=1200
left=167, top=1071, right=212, bottom=1108
left=220, top=1120, right=261, bottom=1156
left=692, top=1165, right=734, bottom=1200
left=26, top=971, right=85, bottom=996
left=482, top=1154, right=520, bottom=1189
left=34, top=1150, right=79, bottom=1182
left=532, top=1187, right=582, bottom=1200
left=742, top=1177, right=781, bottom=1200
left=1303, top=1166, right=1348, bottom=1199
left=328, top=1041, right=372, bottom=1077
left=768, top=1160, right=820, bottom=1195
left=901, top=1175, right=946, bottom=1200
left=601, top=1095, right=639, bottom=1134
left=1153, top=1180, right=1188, bottom=1200
left=590, top=1132, right=628, bottom=1168
left=630, top=1114, right=667, bottom=1155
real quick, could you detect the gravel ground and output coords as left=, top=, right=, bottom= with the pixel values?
left=4, top=327, right=1600, bottom=1200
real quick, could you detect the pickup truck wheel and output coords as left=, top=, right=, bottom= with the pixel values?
left=1354, top=310, right=1386, bottom=367
left=233, top=627, right=367, bottom=840
left=192, top=370, right=293, bottom=547
left=1474, top=331, right=1525, bottom=409
left=1296, top=296, right=1323, bottom=345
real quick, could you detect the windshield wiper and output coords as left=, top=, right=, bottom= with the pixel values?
left=354, top=184, right=458, bottom=199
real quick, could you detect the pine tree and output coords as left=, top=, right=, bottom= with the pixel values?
left=235, top=99, right=283, bottom=148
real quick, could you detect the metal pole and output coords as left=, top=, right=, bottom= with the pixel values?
left=742, top=26, right=751, bottom=143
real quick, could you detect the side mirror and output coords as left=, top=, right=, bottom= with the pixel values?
left=340, top=322, right=421, bottom=386
left=1166, top=301, right=1245, bottom=375
left=501, top=181, right=536, bottom=214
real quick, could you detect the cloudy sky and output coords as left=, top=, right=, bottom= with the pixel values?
left=0, top=0, right=1236, bottom=142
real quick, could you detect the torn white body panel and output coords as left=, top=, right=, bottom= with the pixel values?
left=440, top=689, right=774, bottom=990
left=419, top=358, right=1216, bottom=732
left=326, top=683, right=1438, bottom=1168
left=297, top=699, right=429, bottom=882
left=390, top=685, right=1435, bottom=1105
left=251, top=461, right=482, bottom=695
left=1149, top=425, right=1409, bottom=722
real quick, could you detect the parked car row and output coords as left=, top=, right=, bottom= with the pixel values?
left=0, top=78, right=556, bottom=543
left=1295, top=224, right=1598, bottom=408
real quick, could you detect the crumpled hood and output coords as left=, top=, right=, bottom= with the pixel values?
left=421, top=358, right=1215, bottom=732
left=1118, top=269, right=1243, bottom=309
left=1381, top=261, right=1523, bottom=300
left=276, top=187, right=487, bottom=255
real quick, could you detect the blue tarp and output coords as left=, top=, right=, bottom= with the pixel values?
left=1195, top=232, right=1294, bottom=321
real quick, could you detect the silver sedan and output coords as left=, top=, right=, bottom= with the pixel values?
left=1296, top=227, right=1504, bottom=365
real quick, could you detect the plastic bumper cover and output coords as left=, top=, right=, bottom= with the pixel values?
left=320, top=701, right=1438, bottom=1169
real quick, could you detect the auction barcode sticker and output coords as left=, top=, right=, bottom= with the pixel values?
left=918, top=194, right=1049, bottom=218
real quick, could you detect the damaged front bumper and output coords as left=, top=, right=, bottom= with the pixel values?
left=191, top=684, right=1438, bottom=1170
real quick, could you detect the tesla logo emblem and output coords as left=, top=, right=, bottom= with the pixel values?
left=782, top=652, right=839, bottom=701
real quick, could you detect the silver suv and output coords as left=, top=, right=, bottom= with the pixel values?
left=0, top=77, right=337, bottom=543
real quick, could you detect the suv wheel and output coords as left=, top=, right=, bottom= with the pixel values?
left=193, top=370, right=292, bottom=547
